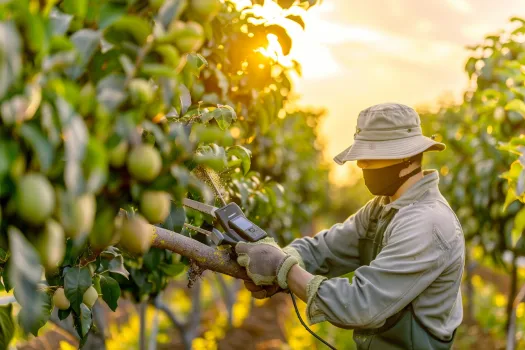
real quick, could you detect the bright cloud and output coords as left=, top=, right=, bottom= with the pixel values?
left=446, top=0, right=472, bottom=14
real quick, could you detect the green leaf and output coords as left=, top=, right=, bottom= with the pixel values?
left=159, top=262, right=185, bottom=277
left=141, top=63, right=179, bottom=78
left=56, top=97, right=89, bottom=195
left=63, top=0, right=88, bottom=19
left=99, top=2, right=127, bottom=29
left=84, top=137, right=109, bottom=193
left=174, top=83, right=192, bottom=115
left=110, top=15, right=152, bottom=45
left=0, top=139, right=17, bottom=178
left=191, top=124, right=232, bottom=144
left=163, top=205, right=186, bottom=233
left=17, top=289, right=52, bottom=336
left=73, top=303, right=92, bottom=338
left=185, top=53, right=208, bottom=78
left=19, top=123, right=55, bottom=173
left=96, top=74, right=127, bottom=112
left=285, top=15, right=305, bottom=30
left=0, top=304, right=14, bottom=349
left=67, top=29, right=101, bottom=79
left=49, top=8, right=73, bottom=35
left=156, top=0, right=188, bottom=29
left=265, top=24, right=292, bottom=56
left=100, top=275, right=120, bottom=312
left=58, top=308, right=71, bottom=321
left=7, top=227, right=42, bottom=309
left=504, top=99, right=525, bottom=118
left=0, top=22, right=22, bottom=100
left=108, top=255, right=130, bottom=279
left=211, top=105, right=237, bottom=130
left=227, top=145, right=252, bottom=175
left=64, top=267, right=92, bottom=314
left=194, top=144, right=228, bottom=171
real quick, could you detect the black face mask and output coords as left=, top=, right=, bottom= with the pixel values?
left=362, top=161, right=421, bottom=196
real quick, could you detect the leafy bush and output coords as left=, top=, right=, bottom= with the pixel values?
left=0, top=0, right=326, bottom=346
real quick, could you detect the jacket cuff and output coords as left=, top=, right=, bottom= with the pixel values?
left=283, top=246, right=305, bottom=269
left=277, top=255, right=298, bottom=289
left=306, top=275, right=328, bottom=325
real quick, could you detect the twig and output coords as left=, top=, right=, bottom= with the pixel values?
left=0, top=296, right=16, bottom=305
left=216, top=274, right=235, bottom=328
left=150, top=225, right=249, bottom=280
left=49, top=311, right=79, bottom=341
left=139, top=301, right=147, bottom=350
left=147, top=308, right=159, bottom=350
left=506, top=282, right=525, bottom=350
left=154, top=297, right=191, bottom=350
left=187, top=280, right=201, bottom=342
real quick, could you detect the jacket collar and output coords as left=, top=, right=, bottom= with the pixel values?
left=381, top=170, right=439, bottom=213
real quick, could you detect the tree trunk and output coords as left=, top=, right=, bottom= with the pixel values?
left=464, top=248, right=475, bottom=323
left=139, top=301, right=147, bottom=350
left=506, top=255, right=518, bottom=333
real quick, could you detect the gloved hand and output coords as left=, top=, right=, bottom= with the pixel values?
left=235, top=237, right=298, bottom=289
left=243, top=280, right=283, bottom=299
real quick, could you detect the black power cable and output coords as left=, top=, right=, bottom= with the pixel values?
left=289, top=291, right=337, bottom=350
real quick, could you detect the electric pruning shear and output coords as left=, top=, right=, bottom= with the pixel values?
left=181, top=169, right=336, bottom=349
left=182, top=197, right=267, bottom=246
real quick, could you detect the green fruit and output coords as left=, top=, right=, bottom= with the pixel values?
left=119, top=214, right=153, bottom=255
left=149, top=0, right=165, bottom=10
left=60, top=194, right=96, bottom=239
left=83, top=285, right=98, bottom=308
left=109, top=141, right=129, bottom=168
left=140, top=191, right=171, bottom=223
left=155, top=45, right=182, bottom=68
left=127, top=145, right=162, bottom=182
left=37, top=219, right=65, bottom=271
left=190, top=0, right=221, bottom=20
left=170, top=20, right=205, bottom=53
left=129, top=78, right=154, bottom=105
left=53, top=288, right=70, bottom=310
left=16, top=173, right=56, bottom=225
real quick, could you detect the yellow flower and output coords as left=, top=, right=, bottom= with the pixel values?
left=471, top=275, right=483, bottom=289
left=192, top=337, right=208, bottom=350
left=472, top=246, right=483, bottom=261
left=494, top=293, right=507, bottom=308
left=59, top=341, right=77, bottom=350
left=517, top=303, right=525, bottom=319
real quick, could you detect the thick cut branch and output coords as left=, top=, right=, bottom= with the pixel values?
left=150, top=226, right=249, bottom=281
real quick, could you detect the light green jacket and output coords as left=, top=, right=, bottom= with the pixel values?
left=286, top=170, right=464, bottom=341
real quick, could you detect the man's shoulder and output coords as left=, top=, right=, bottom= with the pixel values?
left=395, top=192, right=464, bottom=248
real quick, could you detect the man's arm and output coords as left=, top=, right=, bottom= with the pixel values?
left=284, top=198, right=376, bottom=278
left=286, top=208, right=451, bottom=328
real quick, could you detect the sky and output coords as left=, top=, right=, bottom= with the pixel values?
left=285, top=0, right=525, bottom=183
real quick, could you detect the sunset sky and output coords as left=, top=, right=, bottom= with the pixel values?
left=285, top=0, right=524, bottom=183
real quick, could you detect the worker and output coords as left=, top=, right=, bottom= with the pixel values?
left=236, top=103, right=464, bottom=349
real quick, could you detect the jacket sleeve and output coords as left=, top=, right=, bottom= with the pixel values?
left=304, top=207, right=450, bottom=328
left=283, top=199, right=375, bottom=278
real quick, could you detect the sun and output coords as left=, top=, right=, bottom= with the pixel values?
left=256, top=34, right=284, bottom=61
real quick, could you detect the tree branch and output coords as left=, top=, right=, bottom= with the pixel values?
left=150, top=226, right=248, bottom=280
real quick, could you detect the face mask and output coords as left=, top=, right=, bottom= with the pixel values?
left=362, top=160, right=421, bottom=196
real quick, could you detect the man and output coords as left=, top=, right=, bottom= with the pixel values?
left=235, top=103, right=465, bottom=349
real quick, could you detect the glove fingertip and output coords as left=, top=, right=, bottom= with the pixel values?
left=237, top=254, right=249, bottom=267
left=235, top=241, right=249, bottom=254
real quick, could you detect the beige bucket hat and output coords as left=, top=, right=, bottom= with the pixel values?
left=334, top=103, right=445, bottom=165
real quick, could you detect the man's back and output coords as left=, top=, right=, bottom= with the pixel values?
left=286, top=170, right=464, bottom=341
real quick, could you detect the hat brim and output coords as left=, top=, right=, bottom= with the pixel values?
left=334, top=135, right=445, bottom=165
